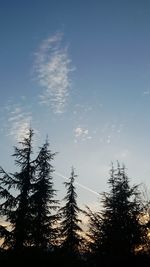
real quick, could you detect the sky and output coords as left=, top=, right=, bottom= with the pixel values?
left=0, top=0, right=150, bottom=210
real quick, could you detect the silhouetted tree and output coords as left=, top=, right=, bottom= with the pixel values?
left=59, top=167, right=83, bottom=256
left=140, top=184, right=150, bottom=255
left=84, top=206, right=101, bottom=257
left=87, top=163, right=146, bottom=263
left=30, top=139, right=59, bottom=249
left=0, top=129, right=35, bottom=249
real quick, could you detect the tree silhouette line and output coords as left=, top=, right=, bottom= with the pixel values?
left=0, top=129, right=149, bottom=266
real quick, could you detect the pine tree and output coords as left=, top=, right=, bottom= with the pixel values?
left=84, top=206, right=101, bottom=257
left=30, top=139, right=59, bottom=250
left=140, top=185, right=150, bottom=255
left=0, top=129, right=35, bottom=250
left=87, top=163, right=145, bottom=262
left=59, top=167, right=83, bottom=255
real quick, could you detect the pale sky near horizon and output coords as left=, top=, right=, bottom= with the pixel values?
left=0, top=0, right=150, bottom=209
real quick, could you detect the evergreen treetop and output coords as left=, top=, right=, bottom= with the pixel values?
left=59, top=167, right=83, bottom=255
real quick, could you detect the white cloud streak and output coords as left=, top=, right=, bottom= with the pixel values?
left=35, top=32, right=74, bottom=114
left=74, top=127, right=92, bottom=142
left=6, top=104, right=32, bottom=142
left=55, top=171, right=99, bottom=196
left=75, top=127, right=88, bottom=137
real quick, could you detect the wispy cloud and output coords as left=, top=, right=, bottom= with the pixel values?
left=7, top=105, right=32, bottom=142
left=3, top=101, right=33, bottom=142
left=75, top=127, right=88, bottom=138
left=35, top=32, right=74, bottom=114
left=74, top=126, right=92, bottom=142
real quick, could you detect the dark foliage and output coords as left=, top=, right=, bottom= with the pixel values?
left=86, top=163, right=147, bottom=265
left=59, top=167, right=83, bottom=255
left=29, top=139, right=59, bottom=249
left=0, top=129, right=35, bottom=249
left=0, top=131, right=149, bottom=266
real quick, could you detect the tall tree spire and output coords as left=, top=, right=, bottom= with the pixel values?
left=59, top=167, right=83, bottom=255
left=30, top=138, right=59, bottom=249
left=0, top=129, right=34, bottom=249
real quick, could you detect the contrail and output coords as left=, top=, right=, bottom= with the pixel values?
left=55, top=171, right=99, bottom=196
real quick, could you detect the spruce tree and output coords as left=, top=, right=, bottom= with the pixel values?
left=30, top=139, right=59, bottom=249
left=140, top=185, right=150, bottom=254
left=87, top=163, right=145, bottom=262
left=0, top=129, right=35, bottom=250
left=84, top=206, right=101, bottom=257
left=59, top=167, right=82, bottom=255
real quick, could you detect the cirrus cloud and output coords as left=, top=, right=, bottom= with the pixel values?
left=74, top=126, right=92, bottom=142
left=1, top=99, right=33, bottom=142
left=34, top=32, right=74, bottom=114
left=7, top=105, right=32, bottom=142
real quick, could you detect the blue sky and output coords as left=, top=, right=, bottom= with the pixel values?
left=0, top=0, right=150, bottom=209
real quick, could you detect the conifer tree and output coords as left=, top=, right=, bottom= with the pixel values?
left=140, top=185, right=150, bottom=254
left=87, top=163, right=145, bottom=262
left=30, top=139, right=59, bottom=249
left=84, top=206, right=102, bottom=257
left=59, top=167, right=82, bottom=255
left=0, top=129, right=35, bottom=249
